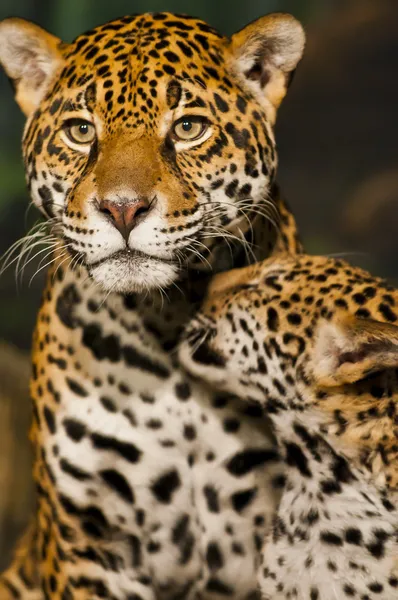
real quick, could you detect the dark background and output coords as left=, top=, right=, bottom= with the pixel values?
left=0, top=0, right=397, bottom=350
left=0, top=0, right=397, bottom=572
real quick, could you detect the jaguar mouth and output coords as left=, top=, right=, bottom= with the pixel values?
left=89, top=248, right=176, bottom=270
left=87, top=248, right=180, bottom=293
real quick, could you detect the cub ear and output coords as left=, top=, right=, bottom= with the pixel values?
left=0, top=18, right=64, bottom=116
left=229, top=13, right=305, bottom=123
left=312, top=316, right=398, bottom=387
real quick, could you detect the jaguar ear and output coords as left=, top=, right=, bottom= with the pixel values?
left=313, top=316, right=398, bottom=387
left=229, top=13, right=305, bottom=123
left=0, top=18, right=64, bottom=116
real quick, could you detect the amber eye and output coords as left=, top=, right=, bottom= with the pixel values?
left=172, top=117, right=208, bottom=142
left=64, top=119, right=96, bottom=145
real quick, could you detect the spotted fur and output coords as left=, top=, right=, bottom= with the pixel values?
left=180, top=254, right=398, bottom=600
left=0, top=11, right=305, bottom=600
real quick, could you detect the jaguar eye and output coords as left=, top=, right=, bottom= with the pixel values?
left=172, top=117, right=208, bottom=142
left=64, top=119, right=96, bottom=145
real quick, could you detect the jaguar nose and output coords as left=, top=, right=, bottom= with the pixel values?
left=98, top=197, right=150, bottom=241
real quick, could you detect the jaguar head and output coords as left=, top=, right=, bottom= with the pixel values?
left=0, top=12, right=304, bottom=292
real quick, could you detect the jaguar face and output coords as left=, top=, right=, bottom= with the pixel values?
left=0, top=12, right=305, bottom=292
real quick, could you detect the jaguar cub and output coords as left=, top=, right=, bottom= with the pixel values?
left=180, top=254, right=398, bottom=600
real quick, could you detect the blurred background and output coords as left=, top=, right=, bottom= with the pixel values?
left=0, top=0, right=397, bottom=569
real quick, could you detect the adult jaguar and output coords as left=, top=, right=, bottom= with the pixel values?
left=0, top=10, right=304, bottom=600
left=180, top=254, right=398, bottom=599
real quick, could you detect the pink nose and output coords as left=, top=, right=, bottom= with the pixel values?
left=98, top=198, right=149, bottom=241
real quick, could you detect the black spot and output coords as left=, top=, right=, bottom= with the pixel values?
left=100, top=396, right=117, bottom=412
left=100, top=469, right=134, bottom=504
left=176, top=40, right=193, bottom=58
left=345, top=528, right=363, bottom=545
left=225, top=122, right=250, bottom=149
left=231, top=488, right=257, bottom=513
left=267, top=307, right=279, bottom=332
left=203, top=485, right=219, bottom=513
left=183, top=424, right=196, bottom=441
left=151, top=469, right=181, bottom=504
left=49, top=98, right=62, bottom=115
left=236, top=96, right=247, bottom=114
left=285, top=442, right=312, bottom=477
left=67, top=575, right=109, bottom=596
left=343, top=584, right=355, bottom=596
left=163, top=64, right=176, bottom=76
left=59, top=495, right=108, bottom=538
left=128, top=535, right=142, bottom=568
left=368, top=582, right=383, bottom=593
left=206, top=542, right=224, bottom=570
left=204, top=66, right=220, bottom=80
left=352, top=292, right=366, bottom=305
left=225, top=179, right=239, bottom=198
left=287, top=312, right=302, bottom=326
left=272, top=474, right=286, bottom=489
left=327, top=560, right=337, bottom=572
left=91, top=433, right=141, bottom=463
left=206, top=578, right=233, bottom=596
left=38, top=185, right=54, bottom=217
left=331, top=454, right=354, bottom=484
left=49, top=575, right=57, bottom=593
left=63, top=418, right=86, bottom=442
left=43, top=406, right=56, bottom=434
left=171, top=513, right=194, bottom=565
left=175, top=381, right=191, bottom=401
left=213, top=93, right=229, bottom=113
left=320, top=479, right=341, bottom=495
left=257, top=356, right=267, bottom=374
left=226, top=448, right=278, bottom=477
left=82, top=324, right=121, bottom=362
left=223, top=417, right=240, bottom=433
left=366, top=529, right=389, bottom=559
left=164, top=51, right=180, bottom=63
left=60, top=458, right=91, bottom=481
left=192, top=341, right=226, bottom=367
left=123, top=345, right=170, bottom=378
left=146, top=418, right=162, bottom=430
left=123, top=295, right=137, bottom=310
left=378, top=303, right=397, bottom=322
left=310, top=589, right=319, bottom=600
left=56, top=284, right=81, bottom=329
left=194, top=34, right=209, bottom=50
left=48, top=354, right=67, bottom=370
left=172, top=513, right=190, bottom=545
left=320, top=531, right=343, bottom=546
left=66, top=377, right=88, bottom=397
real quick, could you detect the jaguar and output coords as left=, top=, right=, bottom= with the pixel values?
left=0, top=10, right=304, bottom=600
left=180, top=253, right=398, bottom=599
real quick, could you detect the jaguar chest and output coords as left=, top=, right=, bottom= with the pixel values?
left=30, top=271, right=282, bottom=599
left=258, top=425, right=398, bottom=600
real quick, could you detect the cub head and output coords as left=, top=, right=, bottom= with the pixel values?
left=180, top=255, right=398, bottom=421
left=0, top=12, right=304, bottom=292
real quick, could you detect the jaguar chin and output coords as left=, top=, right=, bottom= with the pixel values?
left=87, top=249, right=180, bottom=294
